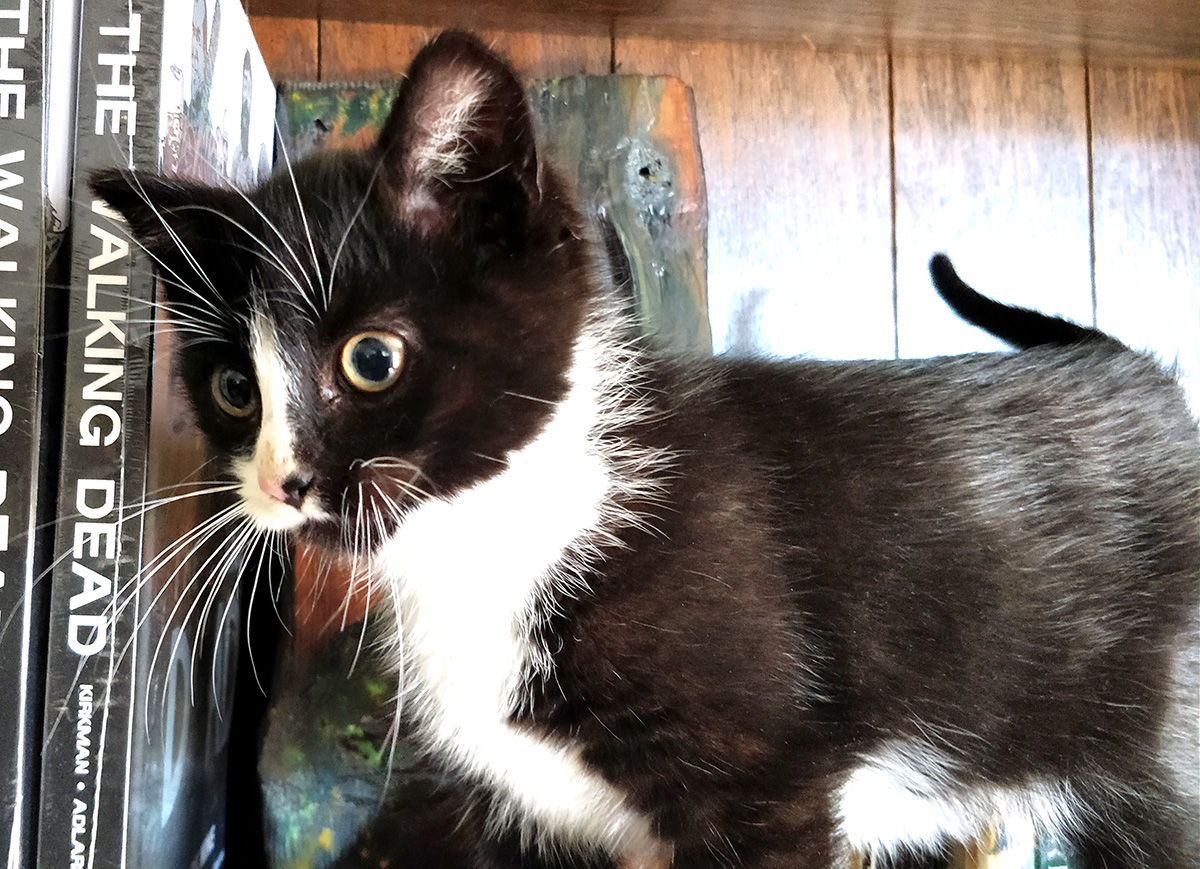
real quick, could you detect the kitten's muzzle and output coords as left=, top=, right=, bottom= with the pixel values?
left=260, top=468, right=315, bottom=510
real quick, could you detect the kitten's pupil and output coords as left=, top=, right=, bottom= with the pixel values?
left=341, top=332, right=405, bottom=392
left=354, top=340, right=392, bottom=381
left=212, top=365, right=257, bottom=418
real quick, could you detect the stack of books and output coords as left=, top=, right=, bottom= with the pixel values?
left=0, top=0, right=275, bottom=865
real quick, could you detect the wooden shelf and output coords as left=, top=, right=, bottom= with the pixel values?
left=244, top=0, right=1200, bottom=62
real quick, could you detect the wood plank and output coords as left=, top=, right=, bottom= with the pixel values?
left=536, top=76, right=711, bottom=353
left=892, top=53, right=1093, bottom=357
left=317, top=20, right=610, bottom=81
left=617, top=38, right=893, bottom=359
left=1091, top=65, right=1200, bottom=411
left=248, top=0, right=1200, bottom=64
left=248, top=15, right=318, bottom=81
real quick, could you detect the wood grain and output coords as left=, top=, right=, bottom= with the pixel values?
left=617, top=38, right=894, bottom=360
left=537, top=76, right=711, bottom=354
left=247, top=0, right=1200, bottom=63
left=248, top=15, right=319, bottom=81
left=317, top=20, right=610, bottom=81
left=892, top=53, right=1093, bottom=357
left=1091, top=65, right=1200, bottom=411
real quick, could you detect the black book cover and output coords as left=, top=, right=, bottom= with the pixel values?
left=0, top=0, right=77, bottom=866
left=36, top=1, right=274, bottom=867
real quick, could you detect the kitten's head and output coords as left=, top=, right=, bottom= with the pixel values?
left=91, top=32, right=597, bottom=552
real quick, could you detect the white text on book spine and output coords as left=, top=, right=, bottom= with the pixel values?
left=0, top=0, right=28, bottom=120
left=94, top=11, right=140, bottom=135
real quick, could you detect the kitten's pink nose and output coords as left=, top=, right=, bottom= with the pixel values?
left=259, top=469, right=314, bottom=510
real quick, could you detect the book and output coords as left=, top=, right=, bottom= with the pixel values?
left=0, top=0, right=78, bottom=866
left=264, top=73, right=710, bottom=868
left=36, top=1, right=275, bottom=867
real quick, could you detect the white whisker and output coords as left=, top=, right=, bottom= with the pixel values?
left=275, top=132, right=328, bottom=310
left=147, top=515, right=256, bottom=715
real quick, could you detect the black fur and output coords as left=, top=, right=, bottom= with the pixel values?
left=91, top=31, right=1199, bottom=869
left=525, top=347, right=1198, bottom=868
left=928, top=253, right=1117, bottom=350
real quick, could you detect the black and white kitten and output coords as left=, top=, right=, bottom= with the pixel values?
left=91, top=32, right=1198, bottom=869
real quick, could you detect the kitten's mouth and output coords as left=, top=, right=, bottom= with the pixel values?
left=235, top=456, right=428, bottom=551
left=239, top=485, right=319, bottom=533
left=293, top=516, right=355, bottom=550
left=292, top=461, right=428, bottom=552
left=238, top=483, right=412, bottom=553
left=291, top=505, right=405, bottom=553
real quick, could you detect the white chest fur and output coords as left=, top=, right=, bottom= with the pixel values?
left=372, top=334, right=663, bottom=861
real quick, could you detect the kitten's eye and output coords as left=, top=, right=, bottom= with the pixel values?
left=211, top=365, right=258, bottom=418
left=341, top=332, right=406, bottom=393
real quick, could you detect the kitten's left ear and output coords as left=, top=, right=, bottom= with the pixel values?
left=375, top=32, right=540, bottom=241
left=88, top=168, right=255, bottom=312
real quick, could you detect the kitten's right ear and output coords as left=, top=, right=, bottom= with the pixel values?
left=373, top=32, right=541, bottom=242
left=88, top=168, right=255, bottom=311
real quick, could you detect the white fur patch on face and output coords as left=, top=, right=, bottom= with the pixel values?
left=834, top=740, right=1079, bottom=860
left=235, top=313, right=322, bottom=531
left=371, top=312, right=668, bottom=863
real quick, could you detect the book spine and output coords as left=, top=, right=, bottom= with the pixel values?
left=36, top=0, right=163, bottom=866
left=0, top=0, right=64, bottom=867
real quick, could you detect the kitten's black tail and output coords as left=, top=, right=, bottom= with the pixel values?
left=929, top=254, right=1120, bottom=350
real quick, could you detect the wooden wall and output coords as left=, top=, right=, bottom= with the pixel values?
left=249, top=18, right=1200, bottom=407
